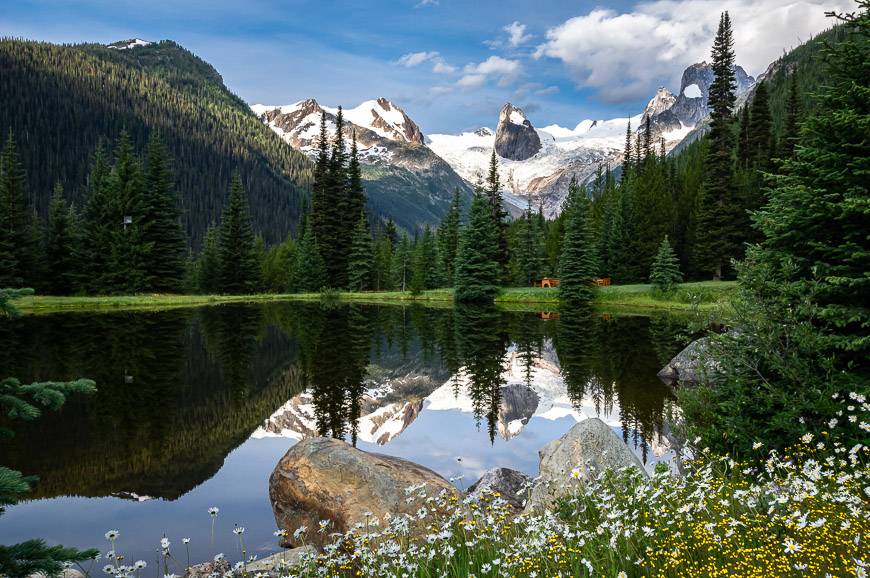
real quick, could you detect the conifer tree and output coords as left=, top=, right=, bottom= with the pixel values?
left=485, top=150, right=509, bottom=279
left=558, top=179, right=598, bottom=303
left=391, top=234, right=411, bottom=291
left=141, top=133, right=186, bottom=291
left=374, top=231, right=394, bottom=290
left=218, top=173, right=260, bottom=294
left=294, top=219, right=327, bottom=292
left=197, top=224, right=221, bottom=293
left=736, top=104, right=752, bottom=169
left=516, top=196, right=541, bottom=286
left=347, top=213, right=373, bottom=291
left=695, top=11, right=742, bottom=280
left=438, top=189, right=462, bottom=286
left=44, top=183, right=76, bottom=295
left=781, top=71, right=802, bottom=157
left=345, top=130, right=366, bottom=224
left=76, top=144, right=112, bottom=293
left=324, top=106, right=349, bottom=287
left=649, top=235, right=683, bottom=292
left=0, top=131, right=29, bottom=287
left=0, top=376, right=98, bottom=578
left=21, top=209, right=47, bottom=291
left=747, top=80, right=773, bottom=169
left=454, top=190, right=501, bottom=303
left=622, top=119, right=633, bottom=181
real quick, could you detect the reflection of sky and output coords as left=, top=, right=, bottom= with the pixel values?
left=0, top=405, right=668, bottom=566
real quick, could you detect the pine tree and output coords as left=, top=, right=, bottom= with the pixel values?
left=736, top=104, right=752, bottom=169
left=347, top=213, right=373, bottom=291
left=44, top=183, right=76, bottom=295
left=485, top=150, right=509, bottom=279
left=747, top=79, right=773, bottom=169
left=454, top=190, right=501, bottom=303
left=558, top=179, right=598, bottom=303
left=218, top=173, right=260, bottom=294
left=438, top=188, right=462, bottom=286
left=391, top=234, right=411, bottom=291
left=197, top=224, right=221, bottom=293
left=76, top=144, right=112, bottom=293
left=141, top=133, right=186, bottom=292
left=104, top=132, right=150, bottom=294
left=324, top=106, right=349, bottom=287
left=681, top=4, right=870, bottom=454
left=622, top=119, right=633, bottom=181
left=695, top=11, right=742, bottom=280
left=781, top=71, right=802, bottom=157
left=649, top=235, right=683, bottom=292
left=20, top=209, right=47, bottom=291
left=516, top=196, right=541, bottom=286
left=294, top=219, right=326, bottom=292
left=0, top=131, right=29, bottom=287
left=345, top=130, right=366, bottom=224
left=0, top=376, right=99, bottom=578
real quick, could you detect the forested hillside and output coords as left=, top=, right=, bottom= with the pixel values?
left=0, top=38, right=312, bottom=245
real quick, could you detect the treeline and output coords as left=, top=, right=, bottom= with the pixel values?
left=0, top=131, right=188, bottom=293
left=0, top=38, right=312, bottom=246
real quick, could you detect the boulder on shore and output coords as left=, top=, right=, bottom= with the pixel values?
left=524, top=418, right=647, bottom=513
left=657, top=337, right=716, bottom=385
left=269, top=437, right=459, bottom=547
left=467, top=467, right=532, bottom=511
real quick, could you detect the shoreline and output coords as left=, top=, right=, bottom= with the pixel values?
left=11, top=281, right=735, bottom=315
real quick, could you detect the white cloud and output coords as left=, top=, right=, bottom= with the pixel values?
left=535, top=0, right=852, bottom=102
left=432, top=60, right=457, bottom=74
left=504, top=21, right=532, bottom=47
left=397, top=51, right=439, bottom=67
left=416, top=0, right=438, bottom=6
left=458, top=55, right=521, bottom=88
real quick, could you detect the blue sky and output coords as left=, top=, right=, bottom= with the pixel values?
left=2, top=0, right=849, bottom=133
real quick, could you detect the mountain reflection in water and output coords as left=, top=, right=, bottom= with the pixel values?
left=0, top=302, right=691, bottom=560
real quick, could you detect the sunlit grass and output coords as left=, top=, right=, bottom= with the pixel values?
left=12, top=281, right=736, bottom=314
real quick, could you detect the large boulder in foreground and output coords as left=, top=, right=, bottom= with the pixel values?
left=657, top=337, right=716, bottom=385
left=269, top=437, right=458, bottom=547
left=524, top=418, right=646, bottom=513
left=467, top=467, right=532, bottom=511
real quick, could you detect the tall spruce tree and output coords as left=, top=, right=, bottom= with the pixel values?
left=485, top=150, right=509, bottom=280
left=438, top=188, right=462, bottom=286
left=746, top=80, right=774, bottom=169
left=44, top=183, right=76, bottom=295
left=0, top=131, right=29, bottom=287
left=325, top=106, right=349, bottom=287
left=345, top=130, right=366, bottom=224
left=695, top=11, right=742, bottom=280
left=75, top=144, right=112, bottom=293
left=558, top=178, right=598, bottom=303
left=681, top=3, right=870, bottom=454
left=781, top=71, right=802, bottom=157
left=347, top=213, right=373, bottom=291
left=217, top=173, right=260, bottom=294
left=649, top=235, right=683, bottom=292
left=141, top=133, right=186, bottom=291
left=516, top=196, right=541, bottom=286
left=454, top=190, right=501, bottom=303
left=622, top=119, right=633, bottom=181
left=294, top=219, right=326, bottom=292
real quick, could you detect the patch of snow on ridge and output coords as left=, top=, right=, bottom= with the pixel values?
left=509, top=110, right=526, bottom=125
left=683, top=83, right=702, bottom=98
left=108, top=38, right=152, bottom=50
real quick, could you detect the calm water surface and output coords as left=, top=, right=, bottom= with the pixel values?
left=0, top=302, right=691, bottom=565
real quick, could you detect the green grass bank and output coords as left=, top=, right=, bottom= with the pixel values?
left=11, top=281, right=736, bottom=314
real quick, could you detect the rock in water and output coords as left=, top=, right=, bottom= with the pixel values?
left=269, top=437, right=458, bottom=547
left=494, top=103, right=541, bottom=161
left=467, top=467, right=532, bottom=511
left=524, top=418, right=647, bottom=513
left=657, top=337, right=716, bottom=385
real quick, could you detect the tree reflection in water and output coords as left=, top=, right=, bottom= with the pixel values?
left=0, top=302, right=689, bottom=501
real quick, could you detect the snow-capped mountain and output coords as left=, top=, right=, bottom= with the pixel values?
left=251, top=98, right=471, bottom=231
left=428, top=61, right=754, bottom=216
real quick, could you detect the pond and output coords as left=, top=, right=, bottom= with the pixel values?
left=0, top=301, right=692, bottom=565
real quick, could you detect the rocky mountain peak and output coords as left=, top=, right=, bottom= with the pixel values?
left=495, top=103, right=542, bottom=161
left=474, top=127, right=494, bottom=137
left=669, top=62, right=755, bottom=125
left=356, top=98, right=424, bottom=145
left=643, top=87, right=677, bottom=120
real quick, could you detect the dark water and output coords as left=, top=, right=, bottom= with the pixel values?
left=0, top=302, right=691, bottom=565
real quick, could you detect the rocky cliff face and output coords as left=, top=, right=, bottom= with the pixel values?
left=252, top=97, right=471, bottom=230
left=667, top=62, right=754, bottom=126
left=494, top=103, right=542, bottom=161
